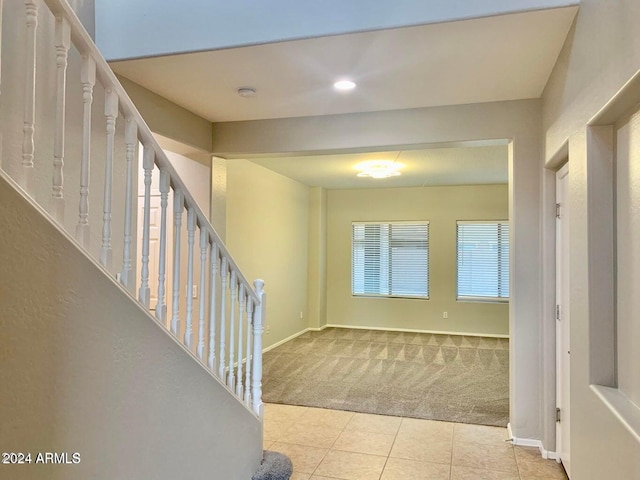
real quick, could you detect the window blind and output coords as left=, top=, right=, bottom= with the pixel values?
left=352, top=222, right=429, bottom=298
left=456, top=221, right=509, bottom=301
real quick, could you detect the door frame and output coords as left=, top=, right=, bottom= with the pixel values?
left=555, top=161, right=570, bottom=477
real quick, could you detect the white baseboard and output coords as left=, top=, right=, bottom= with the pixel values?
left=262, top=328, right=313, bottom=353
left=262, top=322, right=508, bottom=354
left=324, top=323, right=509, bottom=339
left=507, top=423, right=557, bottom=460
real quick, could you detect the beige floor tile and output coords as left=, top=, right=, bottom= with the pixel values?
left=398, top=417, right=454, bottom=441
left=345, top=412, right=402, bottom=435
left=454, top=423, right=511, bottom=446
left=310, top=476, right=342, bottom=480
left=314, top=450, right=387, bottom=480
left=298, top=407, right=355, bottom=429
left=270, top=442, right=328, bottom=474
left=264, top=403, right=309, bottom=423
left=263, top=418, right=296, bottom=443
left=290, top=473, right=312, bottom=480
left=451, top=465, right=520, bottom=479
left=278, top=423, right=343, bottom=448
left=452, top=442, right=518, bottom=474
left=332, top=429, right=396, bottom=456
left=264, top=440, right=274, bottom=450
left=389, top=435, right=452, bottom=465
left=380, top=457, right=450, bottom=480
left=515, top=447, right=568, bottom=479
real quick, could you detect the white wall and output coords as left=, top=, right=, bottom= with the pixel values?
left=616, top=110, right=640, bottom=407
left=226, top=159, right=309, bottom=349
left=326, top=185, right=509, bottom=336
left=0, top=173, right=262, bottom=480
left=542, top=1, right=640, bottom=476
left=95, top=0, right=576, bottom=61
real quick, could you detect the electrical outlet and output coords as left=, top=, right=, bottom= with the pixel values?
left=443, top=312, right=448, bottom=319
left=192, top=285, right=198, bottom=299
left=266, top=324, right=271, bottom=335
left=299, top=311, right=304, bottom=320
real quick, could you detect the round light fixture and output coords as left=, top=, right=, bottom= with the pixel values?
left=355, top=160, right=403, bottom=179
left=334, top=80, right=356, bottom=91
left=237, top=87, right=256, bottom=97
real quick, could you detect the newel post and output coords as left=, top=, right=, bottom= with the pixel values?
left=251, top=279, right=265, bottom=417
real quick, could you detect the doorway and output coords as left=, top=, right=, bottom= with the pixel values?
left=555, top=162, right=570, bottom=477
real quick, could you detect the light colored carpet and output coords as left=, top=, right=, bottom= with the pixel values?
left=262, top=327, right=509, bottom=427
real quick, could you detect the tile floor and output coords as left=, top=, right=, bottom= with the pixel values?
left=263, top=403, right=568, bottom=480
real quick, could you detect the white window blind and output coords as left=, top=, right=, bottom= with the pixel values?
left=457, top=221, right=509, bottom=301
left=352, top=222, right=429, bottom=298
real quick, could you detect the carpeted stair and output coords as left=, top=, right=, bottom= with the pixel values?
left=251, top=450, right=293, bottom=480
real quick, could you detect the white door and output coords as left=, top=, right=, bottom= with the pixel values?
left=136, top=194, right=173, bottom=324
left=556, top=163, right=571, bottom=477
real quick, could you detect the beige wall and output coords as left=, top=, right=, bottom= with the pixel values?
left=542, top=0, right=640, bottom=477
left=307, top=187, right=328, bottom=330
left=326, top=185, right=509, bottom=335
left=0, top=173, right=262, bottom=480
left=226, top=159, right=309, bottom=349
left=213, top=98, right=545, bottom=446
left=118, top=75, right=213, bottom=153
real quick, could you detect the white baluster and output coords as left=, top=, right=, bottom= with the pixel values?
left=21, top=0, right=38, bottom=193
left=218, top=257, right=228, bottom=379
left=252, top=279, right=265, bottom=417
left=75, top=55, right=95, bottom=248
left=228, top=271, right=237, bottom=390
left=100, top=89, right=118, bottom=268
left=184, top=208, right=196, bottom=349
left=120, top=118, right=137, bottom=289
left=50, top=16, right=70, bottom=222
left=236, top=284, right=245, bottom=398
left=197, top=228, right=207, bottom=360
left=244, top=297, right=253, bottom=407
left=207, top=242, right=218, bottom=372
left=138, top=144, right=153, bottom=307
left=170, top=189, right=183, bottom=336
left=155, top=168, right=169, bottom=322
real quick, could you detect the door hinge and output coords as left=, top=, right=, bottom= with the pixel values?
left=556, top=407, right=561, bottom=423
left=556, top=203, right=561, bottom=219
left=556, top=305, right=561, bottom=321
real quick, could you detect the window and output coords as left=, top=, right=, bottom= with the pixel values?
left=352, top=222, right=429, bottom=298
left=456, top=221, right=509, bottom=301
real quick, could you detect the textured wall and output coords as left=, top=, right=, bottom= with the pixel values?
left=0, top=174, right=262, bottom=480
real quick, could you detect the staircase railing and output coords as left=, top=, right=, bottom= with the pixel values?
left=0, top=0, right=264, bottom=417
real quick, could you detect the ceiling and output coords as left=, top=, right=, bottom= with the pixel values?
left=111, top=7, right=577, bottom=123
left=243, top=145, right=509, bottom=189
left=116, top=6, right=576, bottom=188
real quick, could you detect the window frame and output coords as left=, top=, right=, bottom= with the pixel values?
left=456, top=220, right=510, bottom=303
left=351, top=220, right=430, bottom=300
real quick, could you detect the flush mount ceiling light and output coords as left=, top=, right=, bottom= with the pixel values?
left=355, top=160, right=403, bottom=179
left=334, top=80, right=356, bottom=91
left=237, top=87, right=256, bottom=97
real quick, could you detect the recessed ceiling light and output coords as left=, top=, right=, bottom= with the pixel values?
left=334, top=80, right=356, bottom=91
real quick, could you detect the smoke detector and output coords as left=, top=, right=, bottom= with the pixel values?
left=237, top=87, right=256, bottom=98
